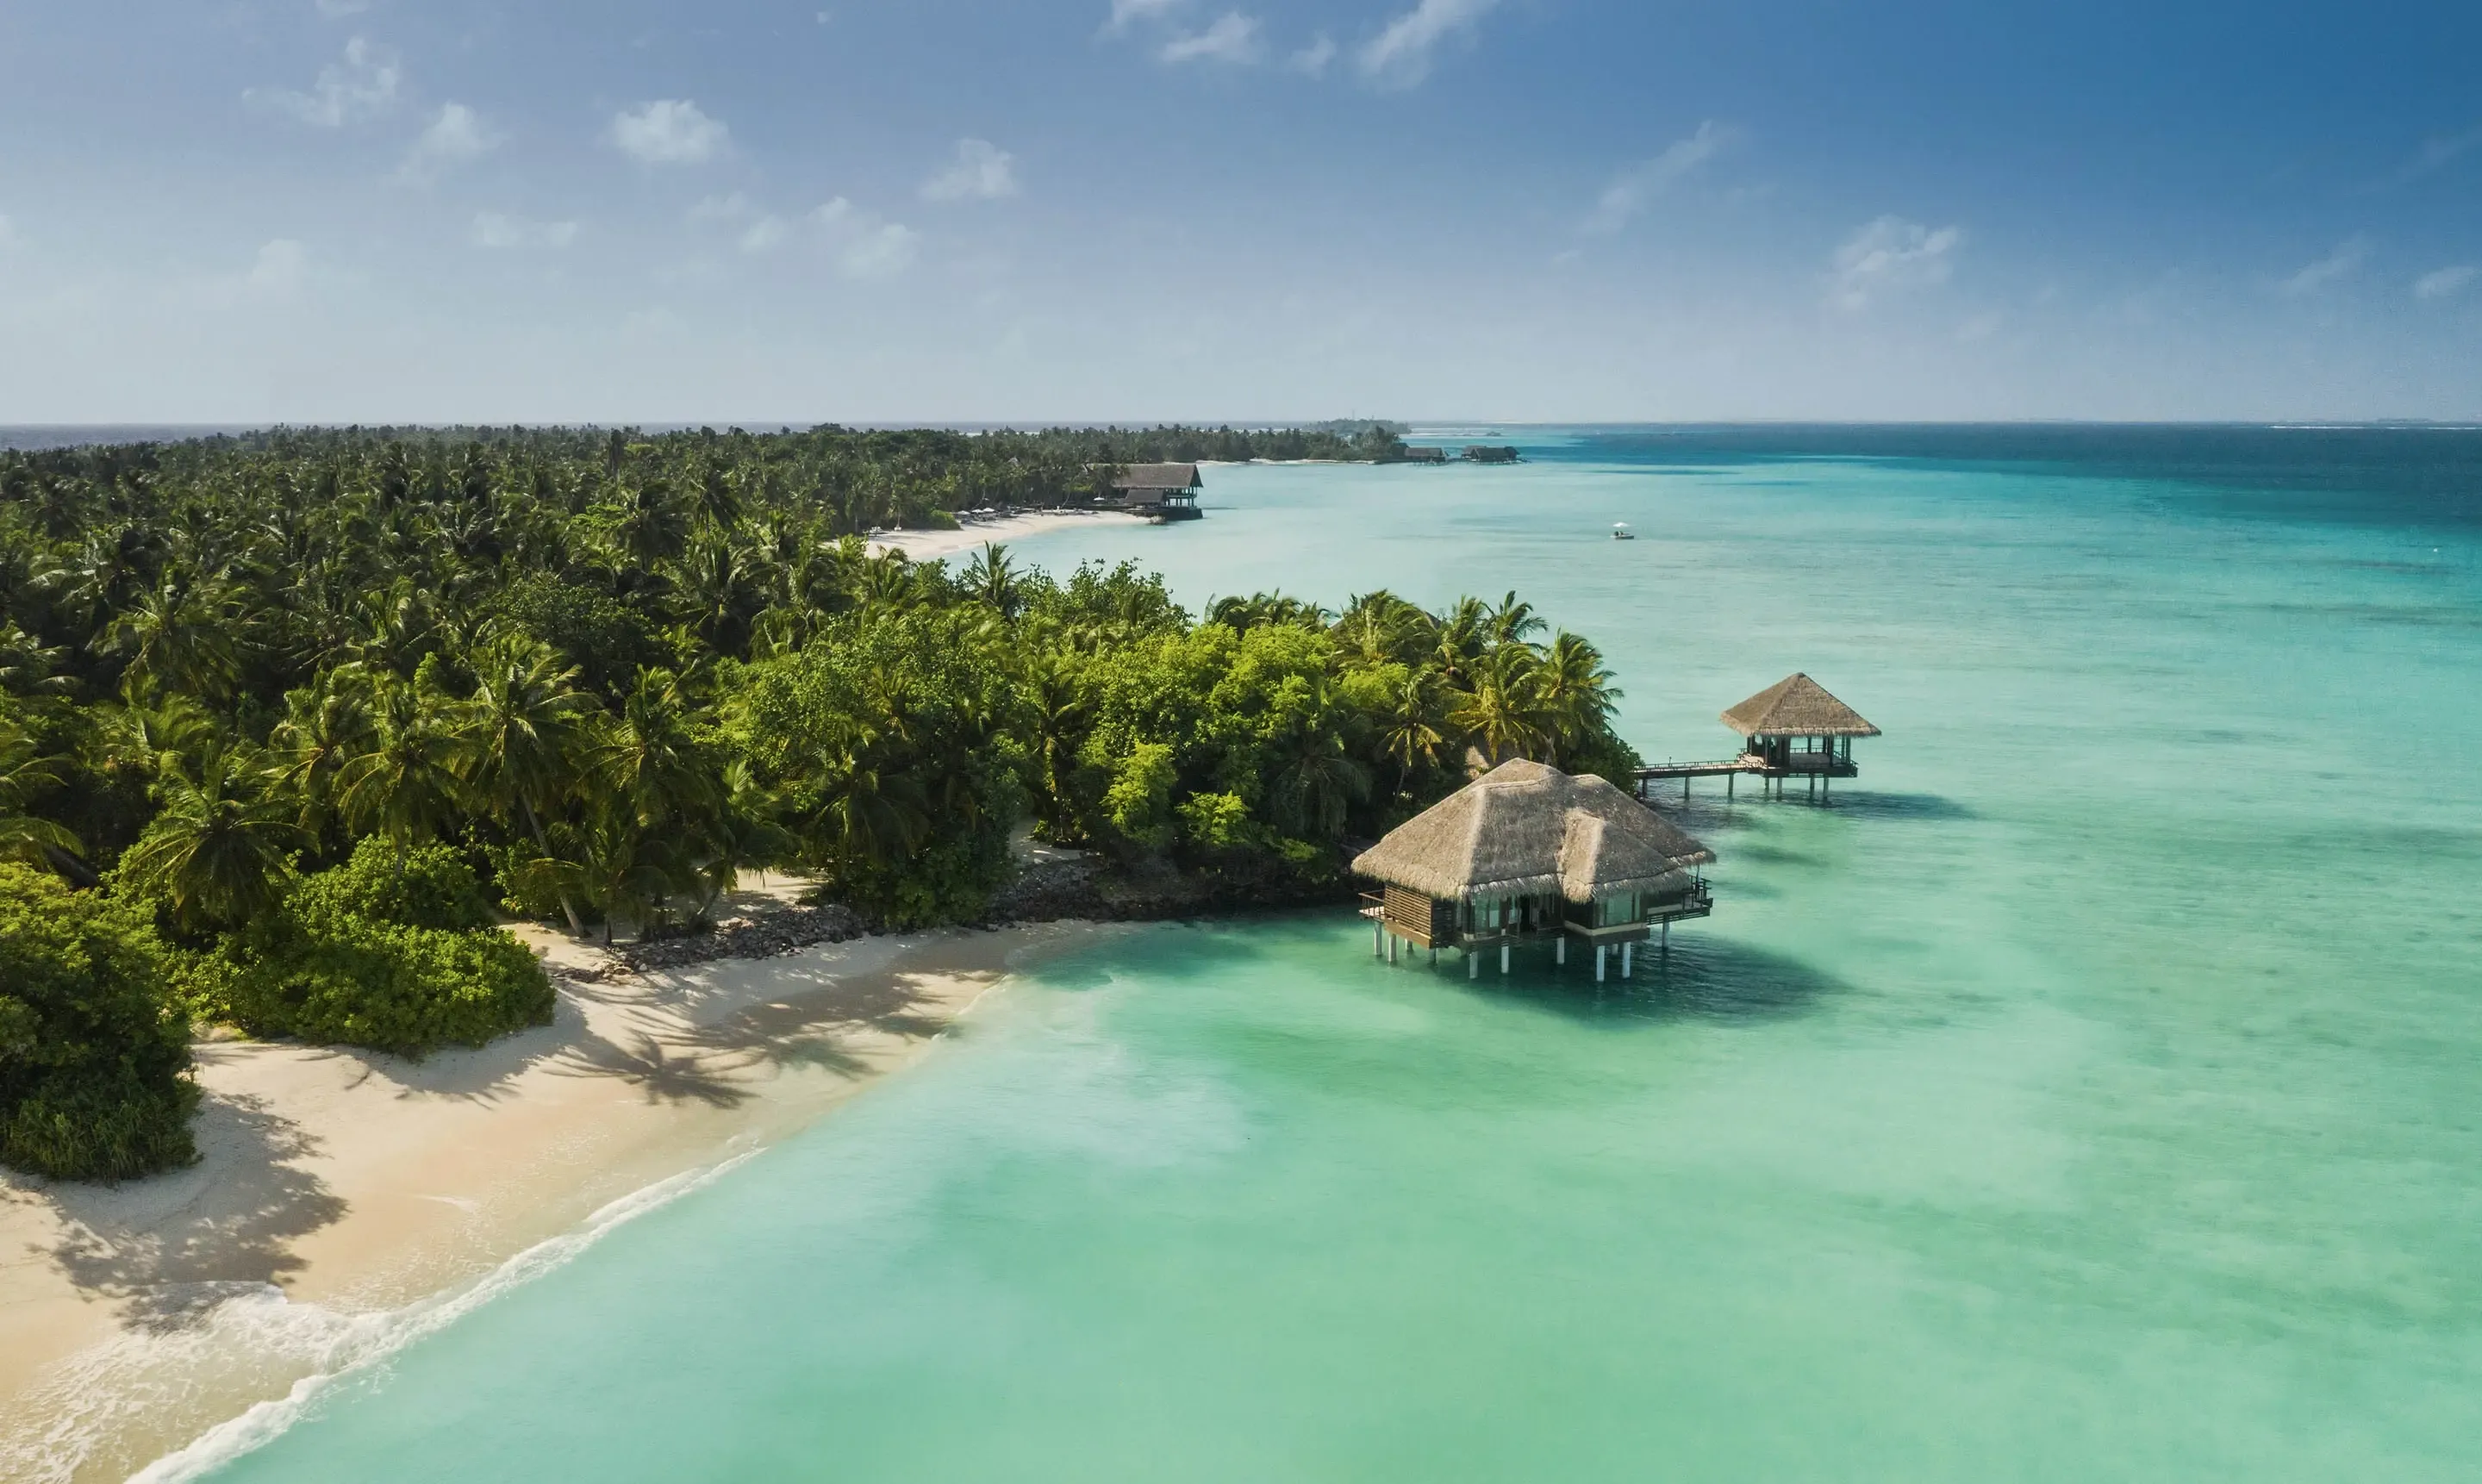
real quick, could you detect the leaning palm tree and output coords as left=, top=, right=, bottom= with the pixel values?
left=117, top=746, right=300, bottom=933
left=454, top=634, right=597, bottom=932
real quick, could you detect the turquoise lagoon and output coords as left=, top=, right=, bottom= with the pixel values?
left=193, top=428, right=2482, bottom=1481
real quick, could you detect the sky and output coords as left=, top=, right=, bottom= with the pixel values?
left=2, top=0, right=2479, bottom=423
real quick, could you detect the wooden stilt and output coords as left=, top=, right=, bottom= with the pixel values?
left=1388, top=934, right=1398, bottom=963
left=1468, top=950, right=1478, bottom=980
left=1622, top=943, right=1633, bottom=978
left=1556, top=935, right=1566, bottom=966
left=1374, top=920, right=1383, bottom=957
left=1500, top=945, right=1510, bottom=976
left=1595, top=945, right=1607, bottom=982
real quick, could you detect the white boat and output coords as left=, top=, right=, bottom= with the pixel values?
left=1612, top=522, right=1635, bottom=540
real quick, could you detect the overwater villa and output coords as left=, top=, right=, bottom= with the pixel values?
left=1355, top=759, right=1715, bottom=982
left=1723, top=673, right=1880, bottom=796
left=1634, top=673, right=1881, bottom=801
left=1098, top=463, right=1205, bottom=521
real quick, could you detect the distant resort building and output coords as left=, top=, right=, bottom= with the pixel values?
left=1095, top=463, right=1205, bottom=521
left=1385, top=446, right=1451, bottom=465
left=1461, top=446, right=1521, bottom=464
left=1355, top=759, right=1715, bottom=982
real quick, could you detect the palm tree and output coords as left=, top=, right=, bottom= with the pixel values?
left=594, top=668, right=720, bottom=829
left=1267, top=709, right=1371, bottom=840
left=1450, top=645, right=1550, bottom=767
left=269, top=670, right=375, bottom=840
left=117, top=746, right=300, bottom=933
left=1533, top=631, right=1623, bottom=763
left=454, top=634, right=596, bottom=932
left=106, top=571, right=243, bottom=700
left=335, top=677, right=467, bottom=876
left=0, top=716, right=82, bottom=870
left=1487, top=590, right=1546, bottom=647
left=962, top=542, right=1024, bottom=619
left=1379, top=669, right=1450, bottom=794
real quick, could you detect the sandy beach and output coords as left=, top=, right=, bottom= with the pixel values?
left=868, top=508, right=1147, bottom=561
left=0, top=917, right=1114, bottom=1483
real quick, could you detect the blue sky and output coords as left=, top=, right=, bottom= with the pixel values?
left=2, top=0, right=2478, bottom=422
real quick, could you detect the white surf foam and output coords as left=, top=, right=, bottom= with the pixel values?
left=0, top=1150, right=754, bottom=1484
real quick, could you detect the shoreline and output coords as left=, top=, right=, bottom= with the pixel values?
left=0, top=919, right=1123, bottom=1483
left=867, top=508, right=1150, bottom=562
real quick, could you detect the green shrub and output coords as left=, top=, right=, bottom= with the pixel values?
left=0, top=864, right=198, bottom=1182
left=191, top=848, right=556, bottom=1058
left=296, top=837, right=495, bottom=932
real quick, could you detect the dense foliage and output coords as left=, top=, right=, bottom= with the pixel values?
left=0, top=864, right=197, bottom=1181
left=0, top=422, right=1637, bottom=1171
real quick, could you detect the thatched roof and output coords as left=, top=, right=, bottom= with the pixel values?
left=1107, top=462, right=1203, bottom=494
left=1353, top=759, right=1714, bottom=904
left=1721, top=674, right=1880, bottom=739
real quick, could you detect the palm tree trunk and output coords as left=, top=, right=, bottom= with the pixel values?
left=521, top=795, right=586, bottom=935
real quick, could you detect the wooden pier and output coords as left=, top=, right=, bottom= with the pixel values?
left=1633, top=674, right=1881, bottom=803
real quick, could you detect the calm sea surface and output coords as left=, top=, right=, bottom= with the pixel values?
left=190, top=427, right=2482, bottom=1481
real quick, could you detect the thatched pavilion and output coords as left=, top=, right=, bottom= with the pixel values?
left=1097, top=463, right=1204, bottom=521
left=1723, top=674, right=1880, bottom=796
left=1354, top=759, right=1715, bottom=982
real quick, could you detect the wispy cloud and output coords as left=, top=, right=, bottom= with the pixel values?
left=471, top=212, right=578, bottom=250
left=400, top=102, right=499, bottom=181
left=2277, top=235, right=2370, bottom=296
left=313, top=0, right=371, bottom=16
left=2377, top=127, right=2482, bottom=190
left=248, top=240, right=309, bottom=295
left=812, top=199, right=918, bottom=277
left=1106, top=0, right=1183, bottom=34
left=1831, top=215, right=1962, bottom=309
left=922, top=139, right=1019, bottom=202
left=246, top=37, right=400, bottom=128
left=1360, top=0, right=1499, bottom=89
left=2413, top=264, right=2478, bottom=300
left=1288, top=34, right=1338, bottom=77
left=1162, top=13, right=1262, bottom=65
left=1584, top=122, right=1737, bottom=234
left=609, top=99, right=728, bottom=165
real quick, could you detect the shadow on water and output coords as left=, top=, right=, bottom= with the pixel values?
left=1634, top=789, right=1977, bottom=832
left=1807, top=790, right=1980, bottom=822
left=1453, top=935, right=1850, bottom=1028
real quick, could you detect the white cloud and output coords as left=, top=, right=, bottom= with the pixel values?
left=248, top=240, right=309, bottom=294
left=922, top=139, right=1019, bottom=203
left=471, top=212, right=578, bottom=250
left=689, top=192, right=752, bottom=222
left=1161, top=13, right=1261, bottom=65
left=2413, top=264, right=2478, bottom=300
left=609, top=99, right=728, bottom=165
left=1831, top=215, right=1962, bottom=309
left=1107, top=0, right=1183, bottom=32
left=246, top=36, right=401, bottom=128
left=401, top=102, right=499, bottom=180
left=1360, top=0, right=1498, bottom=88
left=1287, top=34, right=1338, bottom=77
left=740, top=215, right=790, bottom=253
left=1584, top=121, right=1737, bottom=234
left=2277, top=235, right=2370, bottom=296
left=812, top=198, right=918, bottom=278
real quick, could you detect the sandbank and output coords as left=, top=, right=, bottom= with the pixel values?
left=0, top=918, right=1115, bottom=1483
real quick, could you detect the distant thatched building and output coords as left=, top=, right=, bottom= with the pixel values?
left=1723, top=674, right=1880, bottom=788
left=1094, top=463, right=1204, bottom=521
left=1354, top=759, right=1714, bottom=982
left=1461, top=446, right=1521, bottom=464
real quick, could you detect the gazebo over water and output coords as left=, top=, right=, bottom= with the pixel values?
left=1723, top=673, right=1880, bottom=795
left=1354, top=759, right=1715, bottom=982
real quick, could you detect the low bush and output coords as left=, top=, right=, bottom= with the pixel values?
left=0, top=864, right=198, bottom=1182
left=192, top=842, right=556, bottom=1058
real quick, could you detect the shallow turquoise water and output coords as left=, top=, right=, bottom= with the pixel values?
left=203, top=431, right=2482, bottom=1481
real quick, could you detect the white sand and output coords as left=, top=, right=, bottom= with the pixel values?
left=0, top=920, right=1115, bottom=1483
left=867, top=508, right=1147, bottom=562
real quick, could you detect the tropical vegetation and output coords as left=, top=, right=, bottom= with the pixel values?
left=0, top=422, right=1632, bottom=1179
